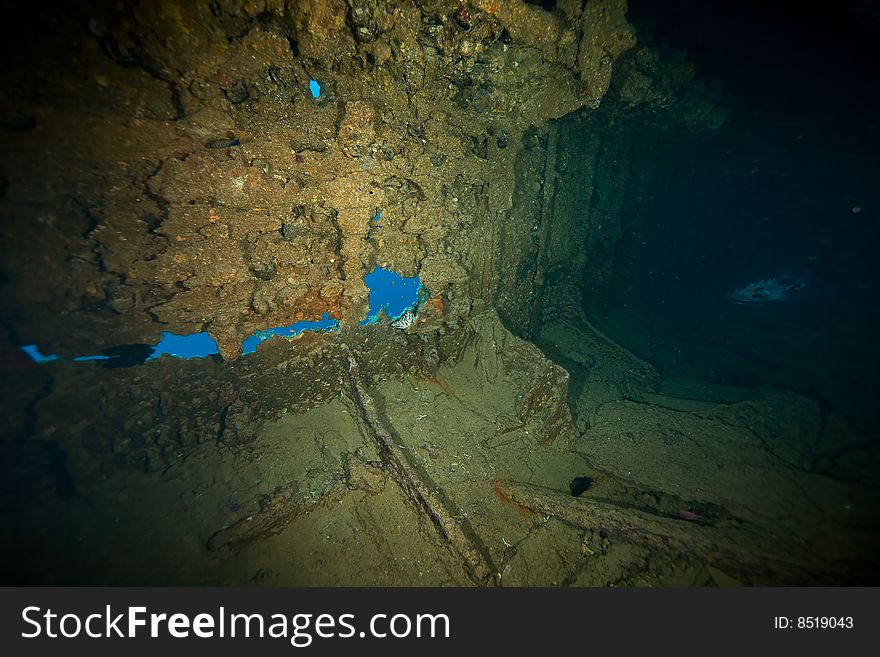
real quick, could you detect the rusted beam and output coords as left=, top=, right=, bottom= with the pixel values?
left=346, top=352, right=496, bottom=585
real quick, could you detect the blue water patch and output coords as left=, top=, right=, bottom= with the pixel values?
left=309, top=79, right=321, bottom=99
left=360, top=266, right=421, bottom=324
left=148, top=331, right=218, bottom=360
left=20, top=344, right=59, bottom=363
left=20, top=269, right=421, bottom=365
left=242, top=312, right=339, bottom=356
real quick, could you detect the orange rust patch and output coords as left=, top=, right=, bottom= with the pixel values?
left=491, top=479, right=533, bottom=517
left=425, top=374, right=458, bottom=399
left=421, top=296, right=445, bottom=317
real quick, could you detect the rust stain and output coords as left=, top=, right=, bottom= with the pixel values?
left=491, top=478, right=533, bottom=517
left=424, top=374, right=458, bottom=400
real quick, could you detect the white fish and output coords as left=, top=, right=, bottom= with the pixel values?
left=390, top=306, right=417, bottom=329
left=730, top=276, right=806, bottom=304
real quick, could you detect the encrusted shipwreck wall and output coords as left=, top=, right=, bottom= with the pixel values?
left=1, top=0, right=635, bottom=360
left=0, top=1, right=636, bottom=480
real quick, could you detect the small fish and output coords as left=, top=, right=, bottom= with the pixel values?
left=677, top=509, right=704, bottom=522
left=390, top=306, right=416, bottom=330
left=206, top=138, right=241, bottom=149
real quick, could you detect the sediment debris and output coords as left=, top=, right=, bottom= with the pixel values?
left=492, top=478, right=850, bottom=584
left=345, top=351, right=496, bottom=586
left=515, top=361, right=571, bottom=444
left=207, top=480, right=344, bottom=552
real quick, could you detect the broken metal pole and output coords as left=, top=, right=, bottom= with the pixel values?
left=494, top=478, right=846, bottom=584
left=345, top=352, right=496, bottom=586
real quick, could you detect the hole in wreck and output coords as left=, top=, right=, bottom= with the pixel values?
left=20, top=344, right=59, bottom=363
left=149, top=332, right=219, bottom=360
left=20, top=334, right=218, bottom=366
left=242, top=313, right=339, bottom=356
left=360, top=266, right=422, bottom=324
left=19, top=266, right=422, bottom=363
